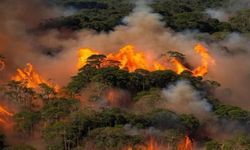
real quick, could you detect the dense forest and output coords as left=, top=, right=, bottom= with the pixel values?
left=0, top=0, right=250, bottom=150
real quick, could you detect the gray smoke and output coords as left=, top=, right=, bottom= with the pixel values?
left=162, top=80, right=212, bottom=121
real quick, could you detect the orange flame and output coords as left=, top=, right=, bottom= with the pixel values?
left=171, top=58, right=189, bottom=74
left=127, top=147, right=133, bottom=150
left=78, top=44, right=214, bottom=77
left=0, top=105, right=13, bottom=125
left=192, top=44, right=215, bottom=77
left=78, top=48, right=98, bottom=68
left=147, top=137, right=158, bottom=150
left=106, top=45, right=150, bottom=72
left=177, top=136, right=193, bottom=150
left=12, top=63, right=51, bottom=89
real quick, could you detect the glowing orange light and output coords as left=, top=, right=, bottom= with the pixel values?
left=0, top=105, right=13, bottom=125
left=192, top=44, right=215, bottom=77
left=78, top=48, right=98, bottom=68
left=177, top=136, right=193, bottom=150
left=147, top=137, right=157, bottom=150
left=78, top=43, right=214, bottom=77
left=12, top=63, right=51, bottom=89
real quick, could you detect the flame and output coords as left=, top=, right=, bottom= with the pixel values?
left=177, top=136, right=193, bottom=150
left=147, top=137, right=157, bottom=150
left=171, top=58, right=189, bottom=74
left=106, top=45, right=150, bottom=72
left=78, top=48, right=98, bottom=68
left=0, top=105, right=13, bottom=125
left=12, top=63, right=51, bottom=89
left=78, top=43, right=214, bottom=77
left=192, top=44, right=215, bottom=77
left=127, top=147, right=133, bottom=150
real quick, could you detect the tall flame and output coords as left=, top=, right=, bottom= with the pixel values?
left=147, top=137, right=157, bottom=150
left=78, top=43, right=214, bottom=77
left=12, top=63, right=51, bottom=89
left=192, top=44, right=215, bottom=77
left=177, top=136, right=193, bottom=150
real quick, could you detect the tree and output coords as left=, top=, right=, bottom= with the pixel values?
left=205, top=140, right=222, bottom=150
left=41, top=98, right=79, bottom=124
left=222, top=134, right=250, bottom=150
left=229, top=10, right=250, bottom=33
left=42, top=121, right=69, bottom=150
left=88, top=127, right=143, bottom=150
left=147, top=109, right=183, bottom=130
left=14, top=110, right=40, bottom=135
left=3, top=144, right=36, bottom=150
left=4, top=81, right=37, bottom=110
left=38, top=83, right=57, bottom=102
left=180, top=114, right=200, bottom=136
left=86, top=54, right=106, bottom=68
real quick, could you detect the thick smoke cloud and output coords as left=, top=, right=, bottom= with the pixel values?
left=209, top=33, right=250, bottom=109
left=162, top=80, right=212, bottom=121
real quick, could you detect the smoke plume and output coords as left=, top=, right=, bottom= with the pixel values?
left=162, top=80, right=212, bottom=121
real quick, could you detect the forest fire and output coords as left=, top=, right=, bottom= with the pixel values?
left=177, top=136, right=193, bottom=150
left=78, top=44, right=214, bottom=77
left=192, top=43, right=215, bottom=76
left=78, top=48, right=99, bottom=68
left=12, top=63, right=51, bottom=89
left=147, top=137, right=158, bottom=150
left=0, top=105, right=13, bottom=124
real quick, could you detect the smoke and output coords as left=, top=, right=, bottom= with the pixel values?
left=205, top=9, right=229, bottom=22
left=208, top=33, right=250, bottom=109
left=162, top=80, right=212, bottom=121
left=0, top=1, right=249, bottom=149
left=205, top=0, right=250, bottom=22
left=0, top=0, right=248, bottom=109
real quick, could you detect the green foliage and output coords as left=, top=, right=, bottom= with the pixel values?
left=146, top=109, right=183, bottom=130
left=222, top=134, right=250, bottom=150
left=229, top=9, right=250, bottom=33
left=180, top=114, right=200, bottom=135
left=41, top=98, right=79, bottom=123
left=88, top=127, right=143, bottom=150
left=40, top=0, right=241, bottom=34
left=67, top=63, right=179, bottom=95
left=40, top=0, right=132, bottom=32
left=14, top=110, right=41, bottom=134
left=205, top=140, right=222, bottom=150
left=4, top=81, right=37, bottom=109
left=38, top=83, right=57, bottom=102
left=3, top=144, right=36, bottom=150
left=213, top=104, right=250, bottom=121
left=94, top=108, right=128, bottom=127
left=42, top=121, right=68, bottom=150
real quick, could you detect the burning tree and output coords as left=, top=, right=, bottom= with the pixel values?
left=77, top=44, right=215, bottom=77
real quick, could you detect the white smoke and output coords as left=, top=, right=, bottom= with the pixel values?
left=205, top=9, right=229, bottom=22
left=162, top=80, right=212, bottom=121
